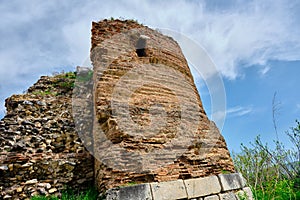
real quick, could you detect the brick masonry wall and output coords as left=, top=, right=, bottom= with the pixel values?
left=0, top=19, right=239, bottom=199
left=0, top=73, right=94, bottom=199
left=91, top=19, right=235, bottom=192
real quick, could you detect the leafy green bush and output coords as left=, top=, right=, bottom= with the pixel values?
left=233, top=120, right=300, bottom=200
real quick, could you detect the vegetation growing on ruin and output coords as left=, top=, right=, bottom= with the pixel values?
left=31, top=187, right=99, bottom=200
left=28, top=71, right=77, bottom=97
left=233, top=120, right=300, bottom=200
left=52, top=72, right=76, bottom=94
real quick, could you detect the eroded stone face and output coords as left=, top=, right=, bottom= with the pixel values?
left=91, top=19, right=235, bottom=191
left=0, top=74, right=94, bottom=199
left=105, top=174, right=252, bottom=200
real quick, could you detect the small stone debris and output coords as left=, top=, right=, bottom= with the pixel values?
left=0, top=74, right=94, bottom=199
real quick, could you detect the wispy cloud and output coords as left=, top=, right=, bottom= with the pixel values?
left=211, top=110, right=226, bottom=127
left=194, top=1, right=300, bottom=79
left=227, top=106, right=253, bottom=117
left=259, top=66, right=271, bottom=76
left=210, top=105, right=253, bottom=130
left=1, top=0, right=300, bottom=119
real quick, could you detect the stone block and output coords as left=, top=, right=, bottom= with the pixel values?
left=243, top=187, right=254, bottom=200
left=204, top=195, right=220, bottom=200
left=184, top=176, right=221, bottom=198
left=218, top=173, right=246, bottom=191
left=150, top=180, right=187, bottom=200
left=219, top=192, right=237, bottom=200
left=236, top=187, right=254, bottom=200
left=106, top=188, right=119, bottom=200
left=106, top=183, right=152, bottom=200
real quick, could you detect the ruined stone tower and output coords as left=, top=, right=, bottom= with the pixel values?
left=0, top=19, right=253, bottom=199
left=91, top=19, right=235, bottom=193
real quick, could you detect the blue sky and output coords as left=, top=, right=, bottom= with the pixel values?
left=0, top=0, right=300, bottom=152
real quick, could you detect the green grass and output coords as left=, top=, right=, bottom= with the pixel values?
left=252, top=179, right=300, bottom=200
left=54, top=71, right=76, bottom=80
left=75, top=70, right=93, bottom=83
left=52, top=72, right=76, bottom=94
left=32, top=89, right=57, bottom=96
left=31, top=187, right=99, bottom=200
left=221, top=170, right=231, bottom=174
left=119, top=182, right=137, bottom=187
left=237, top=190, right=250, bottom=200
left=30, top=71, right=77, bottom=96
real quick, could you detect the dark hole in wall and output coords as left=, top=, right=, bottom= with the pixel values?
left=136, top=48, right=147, bottom=57
left=136, top=37, right=147, bottom=57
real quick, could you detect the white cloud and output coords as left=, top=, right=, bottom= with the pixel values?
left=227, top=106, right=253, bottom=117
left=211, top=105, right=254, bottom=129
left=192, top=1, right=300, bottom=79
left=1, top=0, right=300, bottom=119
left=56, top=0, right=300, bottom=79
left=259, top=66, right=271, bottom=76
left=211, top=110, right=226, bottom=128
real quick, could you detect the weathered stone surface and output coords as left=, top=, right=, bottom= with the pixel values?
left=0, top=165, right=8, bottom=171
left=25, top=179, right=38, bottom=185
left=106, top=183, right=152, bottom=200
left=16, top=187, right=23, bottom=193
left=48, top=188, right=57, bottom=194
left=106, top=188, right=120, bottom=200
left=0, top=73, right=94, bottom=199
left=92, top=18, right=235, bottom=192
left=3, top=194, right=12, bottom=199
left=243, top=187, right=254, bottom=200
left=218, top=173, right=246, bottom=191
left=219, top=192, right=237, bottom=200
left=104, top=173, right=253, bottom=200
left=184, top=176, right=221, bottom=198
left=150, top=180, right=187, bottom=200
left=0, top=19, right=240, bottom=199
left=236, top=187, right=253, bottom=200
left=204, top=195, right=220, bottom=200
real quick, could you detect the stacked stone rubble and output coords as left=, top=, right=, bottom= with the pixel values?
left=0, top=73, right=94, bottom=199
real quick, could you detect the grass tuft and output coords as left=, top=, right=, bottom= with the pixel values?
left=31, top=187, right=99, bottom=200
